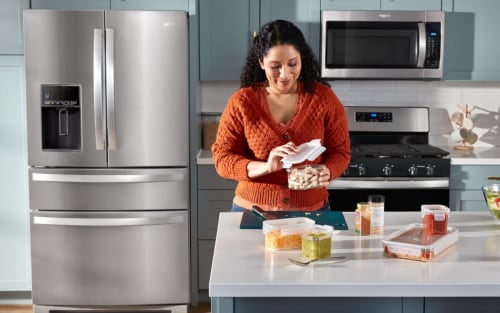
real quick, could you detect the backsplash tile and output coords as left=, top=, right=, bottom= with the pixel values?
left=200, top=80, right=500, bottom=147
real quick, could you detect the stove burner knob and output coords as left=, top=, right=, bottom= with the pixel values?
left=425, top=164, right=435, bottom=176
left=382, top=164, right=393, bottom=176
left=408, top=164, right=418, bottom=176
left=358, top=164, right=366, bottom=176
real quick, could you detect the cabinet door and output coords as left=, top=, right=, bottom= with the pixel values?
left=450, top=165, right=498, bottom=212
left=31, top=0, right=110, bottom=9
left=0, top=0, right=29, bottom=54
left=198, top=240, right=215, bottom=290
left=111, top=0, right=188, bottom=10
left=442, top=0, right=500, bottom=80
left=0, top=56, right=31, bottom=291
left=320, top=0, right=380, bottom=10
left=198, top=190, right=234, bottom=239
left=260, top=0, right=321, bottom=61
left=199, top=0, right=258, bottom=81
left=381, top=0, right=442, bottom=10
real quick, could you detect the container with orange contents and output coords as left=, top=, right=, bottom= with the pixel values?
left=421, top=204, right=450, bottom=235
left=262, top=217, right=315, bottom=250
left=382, top=223, right=458, bottom=262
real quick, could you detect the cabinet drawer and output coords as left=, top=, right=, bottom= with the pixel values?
left=198, top=240, right=215, bottom=290
left=198, top=165, right=238, bottom=190
left=450, top=165, right=500, bottom=190
left=198, top=190, right=234, bottom=239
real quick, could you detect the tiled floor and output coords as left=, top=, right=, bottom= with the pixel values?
left=0, top=303, right=211, bottom=313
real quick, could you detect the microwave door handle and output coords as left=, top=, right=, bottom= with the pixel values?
left=33, top=214, right=185, bottom=227
left=106, top=28, right=116, bottom=150
left=93, top=29, right=105, bottom=150
left=417, top=22, right=426, bottom=68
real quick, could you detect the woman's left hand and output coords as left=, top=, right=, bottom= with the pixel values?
left=318, top=166, right=331, bottom=187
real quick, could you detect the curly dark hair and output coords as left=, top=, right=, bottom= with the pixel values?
left=240, top=19, right=328, bottom=93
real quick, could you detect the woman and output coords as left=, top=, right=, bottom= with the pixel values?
left=212, top=20, right=350, bottom=212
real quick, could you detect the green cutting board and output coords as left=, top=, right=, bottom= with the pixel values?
left=239, top=210, right=348, bottom=230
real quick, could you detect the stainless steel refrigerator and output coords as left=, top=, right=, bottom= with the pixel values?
left=24, top=10, right=189, bottom=313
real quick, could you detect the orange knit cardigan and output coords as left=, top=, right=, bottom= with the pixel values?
left=212, top=82, right=350, bottom=210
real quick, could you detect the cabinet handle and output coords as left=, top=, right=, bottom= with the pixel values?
left=488, top=177, right=500, bottom=180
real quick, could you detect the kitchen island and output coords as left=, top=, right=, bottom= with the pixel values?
left=209, top=212, right=500, bottom=313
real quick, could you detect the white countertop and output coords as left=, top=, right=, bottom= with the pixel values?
left=437, top=146, right=500, bottom=165
left=198, top=147, right=500, bottom=166
left=209, top=212, right=500, bottom=298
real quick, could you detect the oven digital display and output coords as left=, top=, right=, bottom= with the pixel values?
left=355, top=112, right=393, bottom=122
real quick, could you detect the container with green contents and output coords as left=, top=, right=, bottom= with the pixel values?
left=301, top=225, right=333, bottom=259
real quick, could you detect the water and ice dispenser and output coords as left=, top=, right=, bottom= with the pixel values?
left=41, top=85, right=81, bottom=150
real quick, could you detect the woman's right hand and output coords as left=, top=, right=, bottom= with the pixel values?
left=266, top=141, right=298, bottom=173
left=246, top=142, right=298, bottom=178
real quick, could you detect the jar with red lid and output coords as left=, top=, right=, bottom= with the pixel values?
left=421, top=205, right=450, bottom=235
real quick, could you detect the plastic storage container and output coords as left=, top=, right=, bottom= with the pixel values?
left=421, top=204, right=450, bottom=235
left=262, top=217, right=315, bottom=250
left=382, top=223, right=458, bottom=262
left=287, top=164, right=325, bottom=190
left=368, top=194, right=385, bottom=235
left=301, top=225, right=333, bottom=259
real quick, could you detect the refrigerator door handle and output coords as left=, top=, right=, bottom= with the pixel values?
left=31, top=172, right=184, bottom=183
left=33, top=214, right=185, bottom=227
left=106, top=28, right=117, bottom=150
left=93, top=28, right=105, bottom=150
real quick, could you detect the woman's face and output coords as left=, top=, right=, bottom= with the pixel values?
left=259, top=44, right=302, bottom=94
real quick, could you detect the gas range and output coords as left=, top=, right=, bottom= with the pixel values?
left=328, top=106, right=451, bottom=211
left=341, top=106, right=451, bottom=179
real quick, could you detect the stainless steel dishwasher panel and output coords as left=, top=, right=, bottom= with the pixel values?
left=30, top=210, right=189, bottom=306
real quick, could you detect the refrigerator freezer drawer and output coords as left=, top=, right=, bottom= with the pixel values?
left=29, top=168, right=188, bottom=211
left=30, top=210, right=189, bottom=306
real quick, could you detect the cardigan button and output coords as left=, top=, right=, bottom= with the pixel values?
left=282, top=197, right=289, bottom=204
left=283, top=134, right=290, bottom=140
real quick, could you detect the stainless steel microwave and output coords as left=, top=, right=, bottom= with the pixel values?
left=321, top=10, right=445, bottom=80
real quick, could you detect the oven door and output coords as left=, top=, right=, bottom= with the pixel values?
left=328, top=178, right=449, bottom=211
left=30, top=210, right=189, bottom=306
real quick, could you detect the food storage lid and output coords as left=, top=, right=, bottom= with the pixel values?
left=262, top=217, right=315, bottom=236
left=421, top=204, right=450, bottom=221
left=281, top=139, right=326, bottom=169
left=303, top=225, right=334, bottom=240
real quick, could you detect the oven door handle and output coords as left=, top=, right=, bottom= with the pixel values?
left=328, top=178, right=449, bottom=189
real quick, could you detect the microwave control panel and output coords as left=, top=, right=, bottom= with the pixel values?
left=425, top=22, right=441, bottom=68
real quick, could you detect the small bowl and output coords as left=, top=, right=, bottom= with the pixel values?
left=482, top=184, right=500, bottom=222
left=287, top=164, right=325, bottom=190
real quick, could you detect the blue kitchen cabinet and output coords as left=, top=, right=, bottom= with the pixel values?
left=196, top=165, right=236, bottom=290
left=0, top=0, right=29, bottom=55
left=380, top=0, right=442, bottom=10
left=0, top=56, right=31, bottom=291
left=321, top=0, right=380, bottom=10
left=442, top=0, right=500, bottom=81
left=199, top=0, right=320, bottom=81
left=449, top=165, right=498, bottom=212
left=199, top=0, right=258, bottom=81
left=321, top=0, right=441, bottom=10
